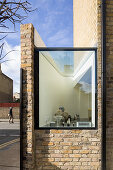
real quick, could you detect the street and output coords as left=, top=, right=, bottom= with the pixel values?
left=0, top=119, right=20, bottom=170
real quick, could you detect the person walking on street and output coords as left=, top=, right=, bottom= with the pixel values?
left=8, top=107, right=14, bottom=123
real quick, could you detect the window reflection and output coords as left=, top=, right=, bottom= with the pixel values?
left=74, top=68, right=92, bottom=123
left=39, top=50, right=96, bottom=128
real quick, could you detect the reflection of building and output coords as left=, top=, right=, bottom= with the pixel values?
left=64, top=65, right=73, bottom=73
left=13, top=92, right=20, bottom=102
left=64, top=52, right=74, bottom=73
left=0, top=64, right=13, bottom=103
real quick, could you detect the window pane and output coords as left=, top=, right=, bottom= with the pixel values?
left=74, top=68, right=92, bottom=126
left=39, top=50, right=96, bottom=128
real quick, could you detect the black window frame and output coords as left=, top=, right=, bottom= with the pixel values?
left=34, top=47, right=97, bottom=130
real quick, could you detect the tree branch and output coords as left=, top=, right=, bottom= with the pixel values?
left=0, top=0, right=35, bottom=62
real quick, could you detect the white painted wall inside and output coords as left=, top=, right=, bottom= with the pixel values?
left=39, top=52, right=76, bottom=126
left=39, top=52, right=93, bottom=127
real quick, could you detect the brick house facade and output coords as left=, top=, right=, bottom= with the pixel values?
left=20, top=0, right=113, bottom=169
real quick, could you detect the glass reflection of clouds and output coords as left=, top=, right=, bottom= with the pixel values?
left=78, top=68, right=92, bottom=93
left=50, top=51, right=74, bottom=73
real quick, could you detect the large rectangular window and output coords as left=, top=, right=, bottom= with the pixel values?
left=35, top=48, right=97, bottom=129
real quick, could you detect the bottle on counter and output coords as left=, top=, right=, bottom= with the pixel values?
left=67, top=117, right=71, bottom=126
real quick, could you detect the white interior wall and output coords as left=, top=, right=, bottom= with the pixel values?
left=39, top=51, right=95, bottom=127
left=79, top=91, right=91, bottom=118
left=74, top=86, right=91, bottom=119
left=39, top=53, right=76, bottom=126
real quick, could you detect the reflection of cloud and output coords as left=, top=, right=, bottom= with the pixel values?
left=79, top=81, right=91, bottom=93
left=1, top=41, right=20, bottom=93
left=50, top=51, right=74, bottom=71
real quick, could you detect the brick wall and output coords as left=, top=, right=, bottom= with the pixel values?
left=0, top=107, right=19, bottom=119
left=35, top=129, right=101, bottom=170
left=20, top=23, right=35, bottom=169
left=0, top=72, right=13, bottom=103
left=106, top=0, right=113, bottom=169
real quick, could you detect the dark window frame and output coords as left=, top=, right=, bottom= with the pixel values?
left=34, top=47, right=97, bottom=130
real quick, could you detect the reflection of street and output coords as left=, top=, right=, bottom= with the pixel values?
left=0, top=119, right=20, bottom=170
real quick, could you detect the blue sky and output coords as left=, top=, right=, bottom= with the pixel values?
left=0, top=0, right=73, bottom=93
left=50, top=51, right=74, bottom=72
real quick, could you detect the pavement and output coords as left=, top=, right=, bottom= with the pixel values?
left=0, top=119, right=20, bottom=129
left=0, top=119, right=20, bottom=170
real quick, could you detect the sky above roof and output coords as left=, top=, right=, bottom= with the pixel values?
left=0, top=0, right=73, bottom=93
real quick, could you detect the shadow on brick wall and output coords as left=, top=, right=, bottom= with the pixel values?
left=21, top=69, right=36, bottom=169
left=35, top=130, right=61, bottom=170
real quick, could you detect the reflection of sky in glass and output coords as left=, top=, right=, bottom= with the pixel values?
left=40, top=50, right=94, bottom=76
left=79, top=68, right=92, bottom=84
left=50, top=51, right=74, bottom=72
left=78, top=68, right=92, bottom=93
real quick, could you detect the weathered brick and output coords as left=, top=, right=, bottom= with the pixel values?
left=42, top=142, right=54, bottom=146
left=69, top=154, right=81, bottom=158
left=21, top=23, right=35, bottom=170
left=60, top=158, right=73, bottom=162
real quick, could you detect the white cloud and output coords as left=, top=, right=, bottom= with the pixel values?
left=48, top=29, right=68, bottom=41
left=47, top=29, right=72, bottom=46
left=1, top=41, right=20, bottom=93
left=79, top=81, right=91, bottom=93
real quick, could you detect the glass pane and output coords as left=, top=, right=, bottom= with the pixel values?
left=39, top=50, right=96, bottom=128
left=74, top=68, right=92, bottom=124
left=40, top=51, right=74, bottom=75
